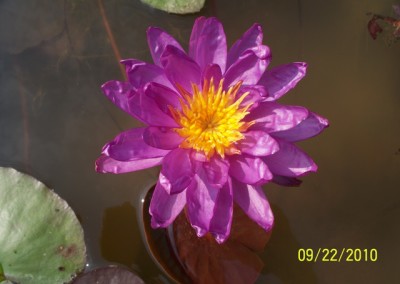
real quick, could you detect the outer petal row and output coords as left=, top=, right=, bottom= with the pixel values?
left=102, top=127, right=169, bottom=161
left=259, top=62, right=307, bottom=101
left=189, top=16, right=227, bottom=73
left=95, top=155, right=164, bottom=174
left=227, top=23, right=264, bottom=68
left=147, top=27, right=184, bottom=67
left=232, top=179, right=274, bottom=231
left=271, top=111, right=329, bottom=142
left=263, top=141, right=317, bottom=177
left=246, top=102, right=309, bottom=132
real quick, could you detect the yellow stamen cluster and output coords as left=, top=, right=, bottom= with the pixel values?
left=169, top=78, right=254, bottom=159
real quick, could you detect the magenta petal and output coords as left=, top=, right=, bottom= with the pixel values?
left=229, top=155, right=272, bottom=185
left=101, top=80, right=135, bottom=116
left=187, top=166, right=220, bottom=237
left=238, top=131, right=279, bottom=157
left=160, top=45, right=201, bottom=92
left=209, top=178, right=233, bottom=243
left=189, top=17, right=227, bottom=73
left=143, top=126, right=183, bottom=150
left=263, top=141, right=317, bottom=177
left=259, top=62, right=307, bottom=101
left=202, top=64, right=223, bottom=87
left=129, top=86, right=179, bottom=127
left=147, top=27, right=184, bottom=67
left=121, top=59, right=174, bottom=90
left=203, top=156, right=230, bottom=187
left=232, top=179, right=274, bottom=231
left=102, top=128, right=169, bottom=161
left=238, top=85, right=266, bottom=110
left=150, top=178, right=187, bottom=228
left=144, top=82, right=181, bottom=110
left=160, top=148, right=193, bottom=194
left=272, top=175, right=302, bottom=187
left=95, top=154, right=163, bottom=174
left=223, top=48, right=270, bottom=88
left=227, top=23, right=263, bottom=68
left=271, top=111, right=329, bottom=142
left=246, top=102, right=309, bottom=132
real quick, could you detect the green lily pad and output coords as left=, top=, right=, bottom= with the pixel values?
left=140, top=0, right=205, bottom=14
left=0, top=167, right=86, bottom=284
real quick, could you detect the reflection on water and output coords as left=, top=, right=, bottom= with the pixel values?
left=260, top=205, right=317, bottom=283
left=1, top=0, right=400, bottom=283
left=100, top=202, right=138, bottom=267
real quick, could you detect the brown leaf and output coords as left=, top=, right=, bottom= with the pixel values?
left=172, top=205, right=272, bottom=284
left=367, top=17, right=383, bottom=40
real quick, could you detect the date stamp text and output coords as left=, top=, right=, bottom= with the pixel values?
left=298, top=248, right=378, bottom=262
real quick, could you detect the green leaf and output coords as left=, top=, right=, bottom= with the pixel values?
left=140, top=0, right=205, bottom=14
left=0, top=167, right=86, bottom=284
left=0, top=263, right=5, bottom=282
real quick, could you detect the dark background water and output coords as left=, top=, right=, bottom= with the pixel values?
left=0, top=0, right=399, bottom=283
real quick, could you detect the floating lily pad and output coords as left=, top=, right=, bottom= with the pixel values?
left=0, top=167, right=86, bottom=284
left=140, top=186, right=272, bottom=284
left=141, top=186, right=191, bottom=283
left=71, top=265, right=144, bottom=284
left=172, top=205, right=272, bottom=284
left=140, top=0, right=205, bottom=14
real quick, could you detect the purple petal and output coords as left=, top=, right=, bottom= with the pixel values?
left=238, top=131, right=279, bottom=157
left=102, top=128, right=169, bottom=161
left=271, top=111, right=329, bottom=142
left=223, top=48, right=271, bottom=88
left=232, top=179, right=274, bottom=231
left=203, top=156, right=230, bottom=187
left=143, top=126, right=183, bottom=150
left=101, top=80, right=135, bottom=116
left=209, top=178, right=233, bottom=243
left=186, top=166, right=220, bottom=237
left=227, top=23, right=263, bottom=68
left=150, top=178, right=187, bottom=228
left=202, top=64, right=223, bottom=87
left=263, top=141, right=317, bottom=177
left=259, top=62, right=307, bottom=101
left=237, top=85, right=266, bottom=110
left=228, top=155, right=272, bottom=185
left=144, top=82, right=181, bottom=110
left=246, top=102, right=309, bottom=132
left=121, top=59, right=174, bottom=90
left=160, top=45, right=201, bottom=92
left=95, top=154, right=163, bottom=174
left=147, top=27, right=184, bottom=67
left=160, top=148, right=194, bottom=194
left=129, top=86, right=179, bottom=127
left=272, top=175, right=302, bottom=187
left=189, top=17, right=227, bottom=73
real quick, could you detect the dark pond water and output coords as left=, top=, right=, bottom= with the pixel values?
left=1, top=0, right=399, bottom=283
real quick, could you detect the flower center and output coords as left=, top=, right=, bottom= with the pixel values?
left=169, top=79, right=254, bottom=158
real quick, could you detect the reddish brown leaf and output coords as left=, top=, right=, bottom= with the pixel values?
left=368, top=17, right=383, bottom=40
left=172, top=205, right=272, bottom=284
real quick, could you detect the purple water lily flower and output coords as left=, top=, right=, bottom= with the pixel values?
left=96, top=17, right=328, bottom=243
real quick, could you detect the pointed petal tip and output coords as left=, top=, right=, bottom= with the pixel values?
left=95, top=156, right=107, bottom=173
left=192, top=225, right=207, bottom=238
left=150, top=217, right=164, bottom=229
left=213, top=233, right=229, bottom=244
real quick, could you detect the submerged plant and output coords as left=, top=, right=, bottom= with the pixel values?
left=96, top=17, right=328, bottom=243
left=367, top=4, right=400, bottom=42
